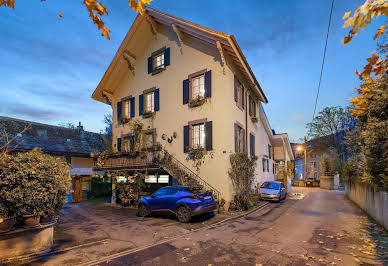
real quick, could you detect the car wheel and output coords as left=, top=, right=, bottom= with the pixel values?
left=138, top=204, right=149, bottom=217
left=177, top=206, right=191, bottom=223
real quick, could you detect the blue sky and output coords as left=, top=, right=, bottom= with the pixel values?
left=0, top=0, right=383, bottom=141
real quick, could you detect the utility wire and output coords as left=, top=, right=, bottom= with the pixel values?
left=312, top=0, right=335, bottom=121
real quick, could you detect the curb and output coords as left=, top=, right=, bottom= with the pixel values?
left=80, top=202, right=270, bottom=266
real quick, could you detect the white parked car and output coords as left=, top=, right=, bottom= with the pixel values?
left=259, top=181, right=287, bottom=202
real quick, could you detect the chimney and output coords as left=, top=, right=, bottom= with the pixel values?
left=77, top=121, right=84, bottom=131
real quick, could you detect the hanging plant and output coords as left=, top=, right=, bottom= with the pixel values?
left=120, top=117, right=131, bottom=124
left=187, top=147, right=214, bottom=172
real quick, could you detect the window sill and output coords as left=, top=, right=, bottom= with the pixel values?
left=120, top=117, right=132, bottom=124
left=151, top=66, right=165, bottom=76
left=251, top=117, right=258, bottom=123
left=143, top=112, right=155, bottom=118
left=236, top=102, right=244, bottom=111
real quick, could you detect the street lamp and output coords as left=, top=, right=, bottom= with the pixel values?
left=296, top=144, right=307, bottom=181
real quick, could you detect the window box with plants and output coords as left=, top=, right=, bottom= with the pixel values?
left=189, top=96, right=207, bottom=107
left=120, top=117, right=131, bottom=124
left=251, top=116, right=258, bottom=123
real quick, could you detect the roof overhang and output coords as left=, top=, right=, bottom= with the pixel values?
left=272, top=133, right=295, bottom=161
left=92, top=7, right=268, bottom=104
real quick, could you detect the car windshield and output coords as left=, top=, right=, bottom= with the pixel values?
left=260, top=182, right=280, bottom=190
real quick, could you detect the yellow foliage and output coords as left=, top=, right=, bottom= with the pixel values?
left=373, top=25, right=386, bottom=39
left=0, top=0, right=153, bottom=40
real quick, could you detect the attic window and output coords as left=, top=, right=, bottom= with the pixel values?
left=66, top=139, right=71, bottom=142
left=148, top=47, right=170, bottom=75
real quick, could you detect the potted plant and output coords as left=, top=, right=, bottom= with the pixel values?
left=320, top=156, right=336, bottom=190
left=0, top=203, right=16, bottom=233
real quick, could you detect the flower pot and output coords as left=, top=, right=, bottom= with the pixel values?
left=0, top=216, right=16, bottom=233
left=40, top=215, right=55, bottom=225
left=22, top=215, right=41, bottom=228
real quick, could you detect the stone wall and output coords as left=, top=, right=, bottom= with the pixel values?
left=345, top=180, right=388, bottom=230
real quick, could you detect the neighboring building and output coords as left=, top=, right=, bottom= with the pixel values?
left=91, top=8, right=294, bottom=205
left=0, top=116, right=105, bottom=202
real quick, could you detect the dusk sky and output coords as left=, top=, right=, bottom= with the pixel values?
left=0, top=0, right=383, bottom=142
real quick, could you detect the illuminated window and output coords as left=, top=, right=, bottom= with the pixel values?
left=154, top=53, right=164, bottom=70
left=145, top=92, right=154, bottom=113
left=123, top=99, right=131, bottom=118
left=192, top=123, right=205, bottom=148
left=192, top=74, right=205, bottom=99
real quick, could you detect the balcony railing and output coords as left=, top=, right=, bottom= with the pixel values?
left=93, top=151, right=159, bottom=171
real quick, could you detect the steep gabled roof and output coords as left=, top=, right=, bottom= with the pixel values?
left=0, top=116, right=105, bottom=156
left=92, top=7, right=268, bottom=104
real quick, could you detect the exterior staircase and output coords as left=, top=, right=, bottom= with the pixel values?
left=155, top=150, right=222, bottom=205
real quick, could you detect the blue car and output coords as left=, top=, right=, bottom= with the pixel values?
left=137, top=186, right=217, bottom=223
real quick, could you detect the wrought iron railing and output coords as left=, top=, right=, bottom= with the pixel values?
left=156, top=150, right=222, bottom=204
left=93, top=149, right=223, bottom=205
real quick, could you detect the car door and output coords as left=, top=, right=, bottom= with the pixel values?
left=148, top=187, right=170, bottom=211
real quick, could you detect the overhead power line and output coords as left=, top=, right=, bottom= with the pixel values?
left=312, top=0, right=335, bottom=121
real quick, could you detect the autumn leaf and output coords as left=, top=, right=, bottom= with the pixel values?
left=373, top=25, right=386, bottom=39
left=343, top=11, right=351, bottom=20
left=0, top=0, right=15, bottom=8
left=58, top=12, right=63, bottom=18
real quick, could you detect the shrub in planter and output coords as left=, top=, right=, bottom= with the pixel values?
left=0, top=149, right=71, bottom=227
left=116, top=175, right=146, bottom=206
left=0, top=202, right=16, bottom=233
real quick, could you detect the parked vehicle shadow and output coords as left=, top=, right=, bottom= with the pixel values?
left=137, top=211, right=216, bottom=223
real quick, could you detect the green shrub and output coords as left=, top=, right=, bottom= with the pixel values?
left=228, top=153, right=257, bottom=210
left=0, top=148, right=71, bottom=218
left=343, top=154, right=367, bottom=181
left=0, top=202, right=7, bottom=218
left=320, top=156, right=336, bottom=176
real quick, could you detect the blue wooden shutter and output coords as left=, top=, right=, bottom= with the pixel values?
left=234, top=124, right=239, bottom=152
left=262, top=158, right=265, bottom=172
left=183, top=79, right=189, bottom=104
left=249, top=95, right=252, bottom=116
left=242, top=87, right=245, bottom=109
left=267, top=159, right=269, bottom=172
left=154, top=89, right=160, bottom=111
left=117, top=101, right=122, bottom=121
left=183, top=125, right=189, bottom=153
left=117, top=138, right=122, bottom=152
left=253, top=101, right=257, bottom=117
left=148, top=56, right=153, bottom=74
left=139, top=94, right=144, bottom=115
left=205, top=70, right=211, bottom=98
left=250, top=133, right=255, bottom=156
left=130, top=97, right=135, bottom=117
left=205, top=121, right=212, bottom=151
left=268, top=144, right=271, bottom=158
left=234, top=76, right=238, bottom=102
left=164, top=47, right=170, bottom=66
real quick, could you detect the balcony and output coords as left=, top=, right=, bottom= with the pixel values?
left=93, top=151, right=160, bottom=171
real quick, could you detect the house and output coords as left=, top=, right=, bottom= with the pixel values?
left=0, top=116, right=105, bottom=202
left=91, top=8, right=294, bottom=207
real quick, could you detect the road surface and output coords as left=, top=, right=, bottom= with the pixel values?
left=95, top=188, right=388, bottom=265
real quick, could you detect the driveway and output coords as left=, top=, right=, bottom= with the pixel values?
left=92, top=188, right=388, bottom=265
left=28, top=198, right=259, bottom=265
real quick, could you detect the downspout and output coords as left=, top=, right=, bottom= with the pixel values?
left=245, top=89, right=248, bottom=153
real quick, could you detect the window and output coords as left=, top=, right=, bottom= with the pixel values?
left=145, top=92, right=154, bottom=113
left=192, top=123, right=205, bottom=148
left=192, top=74, right=205, bottom=99
left=250, top=133, right=255, bottom=156
left=235, top=124, right=245, bottom=152
left=312, top=162, right=317, bottom=168
left=314, top=172, right=318, bottom=179
left=154, top=52, right=164, bottom=70
left=123, top=99, right=131, bottom=118
left=234, top=76, right=244, bottom=110
left=148, top=47, right=170, bottom=74
left=144, top=130, right=155, bottom=148
left=123, top=135, right=135, bottom=152
left=249, top=95, right=257, bottom=117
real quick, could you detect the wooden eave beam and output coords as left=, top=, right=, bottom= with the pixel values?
left=122, top=51, right=135, bottom=71
left=172, top=23, right=184, bottom=47
left=144, top=12, right=158, bottom=35
left=216, top=41, right=226, bottom=70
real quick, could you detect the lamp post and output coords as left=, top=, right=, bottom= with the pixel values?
left=296, top=143, right=307, bottom=181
